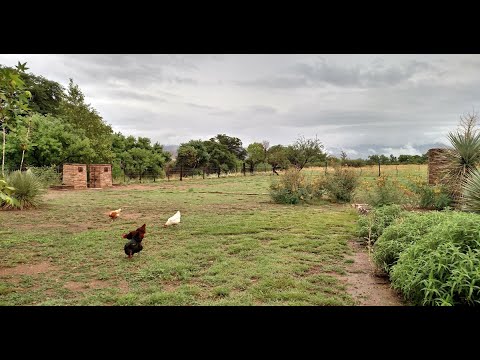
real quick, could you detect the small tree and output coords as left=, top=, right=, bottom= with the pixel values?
left=287, top=135, right=325, bottom=170
left=246, top=142, right=264, bottom=173
left=0, top=62, right=32, bottom=177
left=340, top=150, right=348, bottom=166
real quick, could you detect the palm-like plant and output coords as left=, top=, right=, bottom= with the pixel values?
left=439, top=112, right=480, bottom=204
left=461, top=168, right=480, bottom=212
left=6, top=170, right=44, bottom=209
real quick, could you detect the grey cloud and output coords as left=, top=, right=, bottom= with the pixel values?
left=248, top=105, right=277, bottom=114
left=237, top=59, right=435, bottom=89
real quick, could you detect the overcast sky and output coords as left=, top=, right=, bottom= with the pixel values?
left=1, top=54, right=479, bottom=157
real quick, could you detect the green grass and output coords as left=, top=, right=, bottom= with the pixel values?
left=0, top=173, right=363, bottom=305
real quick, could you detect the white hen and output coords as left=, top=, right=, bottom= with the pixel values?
left=164, top=211, right=181, bottom=227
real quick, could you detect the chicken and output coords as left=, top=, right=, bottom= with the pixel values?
left=122, top=224, right=146, bottom=259
left=109, top=208, right=122, bottom=221
left=163, top=211, right=181, bottom=227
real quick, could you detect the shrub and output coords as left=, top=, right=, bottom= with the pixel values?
left=358, top=204, right=405, bottom=245
left=364, top=175, right=412, bottom=207
left=270, top=169, right=311, bottom=204
left=373, top=211, right=448, bottom=273
left=390, top=211, right=480, bottom=305
left=323, top=167, right=359, bottom=203
left=407, top=179, right=452, bottom=210
left=28, top=166, right=61, bottom=187
left=6, top=170, right=45, bottom=210
left=0, top=178, right=19, bottom=208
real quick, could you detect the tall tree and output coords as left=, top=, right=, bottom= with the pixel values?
left=0, top=62, right=32, bottom=176
left=58, top=79, right=113, bottom=163
left=210, top=134, right=247, bottom=160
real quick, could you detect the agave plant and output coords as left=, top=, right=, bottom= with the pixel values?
left=461, top=168, right=480, bottom=212
left=6, top=170, right=44, bottom=209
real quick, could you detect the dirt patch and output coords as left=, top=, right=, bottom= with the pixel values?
left=64, top=279, right=111, bottom=291
left=342, top=240, right=404, bottom=306
left=0, top=261, right=56, bottom=276
left=162, top=281, right=181, bottom=292
left=117, top=279, right=129, bottom=293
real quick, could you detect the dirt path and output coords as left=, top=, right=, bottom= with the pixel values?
left=343, top=240, right=405, bottom=306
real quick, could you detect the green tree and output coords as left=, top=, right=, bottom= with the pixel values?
left=246, top=142, right=265, bottom=173
left=177, top=140, right=209, bottom=168
left=58, top=79, right=113, bottom=164
left=287, top=135, right=325, bottom=170
left=0, top=62, right=32, bottom=176
left=267, top=144, right=290, bottom=175
left=204, top=140, right=237, bottom=176
left=210, top=134, right=247, bottom=160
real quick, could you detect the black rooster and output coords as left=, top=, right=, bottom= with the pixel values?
left=122, top=224, right=146, bottom=259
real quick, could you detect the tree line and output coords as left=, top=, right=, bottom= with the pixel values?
left=0, top=62, right=428, bottom=180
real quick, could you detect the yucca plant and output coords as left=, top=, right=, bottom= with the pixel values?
left=461, top=168, right=480, bottom=212
left=5, top=170, right=44, bottom=209
left=439, top=112, right=480, bottom=205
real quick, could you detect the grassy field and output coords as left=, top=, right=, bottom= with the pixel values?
left=0, top=165, right=426, bottom=306
left=0, top=175, right=362, bottom=306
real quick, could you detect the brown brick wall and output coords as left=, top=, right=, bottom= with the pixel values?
left=427, top=148, right=448, bottom=185
left=62, top=164, right=87, bottom=189
left=89, top=164, right=112, bottom=188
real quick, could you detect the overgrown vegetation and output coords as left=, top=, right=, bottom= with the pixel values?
left=372, top=211, right=449, bottom=273
left=357, top=204, right=405, bottom=246
left=389, top=212, right=480, bottom=305
left=323, top=167, right=359, bottom=203
left=270, top=168, right=314, bottom=204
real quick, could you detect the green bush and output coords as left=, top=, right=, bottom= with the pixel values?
left=408, top=180, right=452, bottom=210
left=390, top=211, right=480, bottom=305
left=364, top=175, right=409, bottom=207
left=373, top=211, right=448, bottom=273
left=270, top=169, right=312, bottom=204
left=358, top=204, right=405, bottom=245
left=6, top=170, right=45, bottom=210
left=324, top=167, right=359, bottom=203
left=28, top=166, right=61, bottom=187
left=0, top=178, right=19, bottom=208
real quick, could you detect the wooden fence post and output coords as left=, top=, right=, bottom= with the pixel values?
left=180, top=164, right=183, bottom=181
left=378, top=159, right=381, bottom=177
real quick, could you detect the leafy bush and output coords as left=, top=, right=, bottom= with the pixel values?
left=28, top=166, right=61, bottom=187
left=364, top=175, right=411, bottom=207
left=323, top=167, right=359, bottom=203
left=270, top=169, right=312, bottom=204
left=358, top=204, right=405, bottom=245
left=0, top=178, right=19, bottom=208
left=373, top=211, right=448, bottom=273
left=407, top=179, right=452, bottom=210
left=390, top=211, right=480, bottom=305
left=6, top=170, right=45, bottom=209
